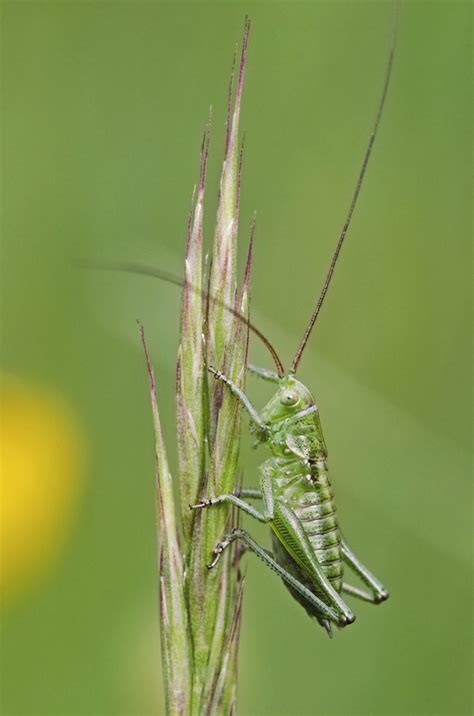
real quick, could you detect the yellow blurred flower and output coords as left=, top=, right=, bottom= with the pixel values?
left=0, top=376, right=84, bottom=607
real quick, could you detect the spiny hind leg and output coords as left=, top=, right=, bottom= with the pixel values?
left=232, top=535, right=270, bottom=571
left=209, top=528, right=341, bottom=626
left=341, top=538, right=389, bottom=604
left=273, top=504, right=355, bottom=626
left=342, top=583, right=385, bottom=604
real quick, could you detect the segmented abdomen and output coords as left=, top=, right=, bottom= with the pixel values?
left=291, top=461, right=343, bottom=592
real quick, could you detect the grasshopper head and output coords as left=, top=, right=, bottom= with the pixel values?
left=261, top=374, right=315, bottom=425
left=258, top=374, right=327, bottom=458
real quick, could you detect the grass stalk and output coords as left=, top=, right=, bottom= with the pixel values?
left=142, top=18, right=252, bottom=715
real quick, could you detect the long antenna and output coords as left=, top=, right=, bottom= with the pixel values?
left=290, top=4, right=399, bottom=374
left=83, top=258, right=286, bottom=377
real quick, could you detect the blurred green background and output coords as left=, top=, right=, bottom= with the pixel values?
left=1, top=1, right=471, bottom=715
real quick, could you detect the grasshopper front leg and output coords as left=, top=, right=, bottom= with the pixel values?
left=208, top=366, right=268, bottom=433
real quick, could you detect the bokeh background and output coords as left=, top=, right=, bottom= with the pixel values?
left=1, top=1, right=471, bottom=715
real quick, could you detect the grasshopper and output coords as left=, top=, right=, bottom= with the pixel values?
left=191, top=359, right=389, bottom=637
left=92, top=12, right=396, bottom=636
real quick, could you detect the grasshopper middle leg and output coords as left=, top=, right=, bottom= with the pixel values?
left=190, top=494, right=269, bottom=522
left=190, top=473, right=273, bottom=520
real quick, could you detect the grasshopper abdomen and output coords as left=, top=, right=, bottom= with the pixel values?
left=298, top=462, right=343, bottom=586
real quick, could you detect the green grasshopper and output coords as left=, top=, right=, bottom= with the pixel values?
left=94, top=15, right=396, bottom=636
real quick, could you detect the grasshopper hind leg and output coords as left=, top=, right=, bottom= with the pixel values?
left=341, top=538, right=389, bottom=604
left=209, top=528, right=344, bottom=629
left=270, top=533, right=355, bottom=631
left=342, top=582, right=386, bottom=604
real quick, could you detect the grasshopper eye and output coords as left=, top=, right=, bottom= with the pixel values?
left=280, top=390, right=299, bottom=407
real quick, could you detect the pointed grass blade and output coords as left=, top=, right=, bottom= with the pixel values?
left=177, top=120, right=211, bottom=545
left=207, top=17, right=250, bottom=372
left=139, top=324, right=191, bottom=715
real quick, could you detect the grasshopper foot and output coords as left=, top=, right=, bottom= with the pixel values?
left=189, top=499, right=213, bottom=511
left=207, top=530, right=237, bottom=569
left=207, top=544, right=225, bottom=570
left=374, top=587, right=389, bottom=603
